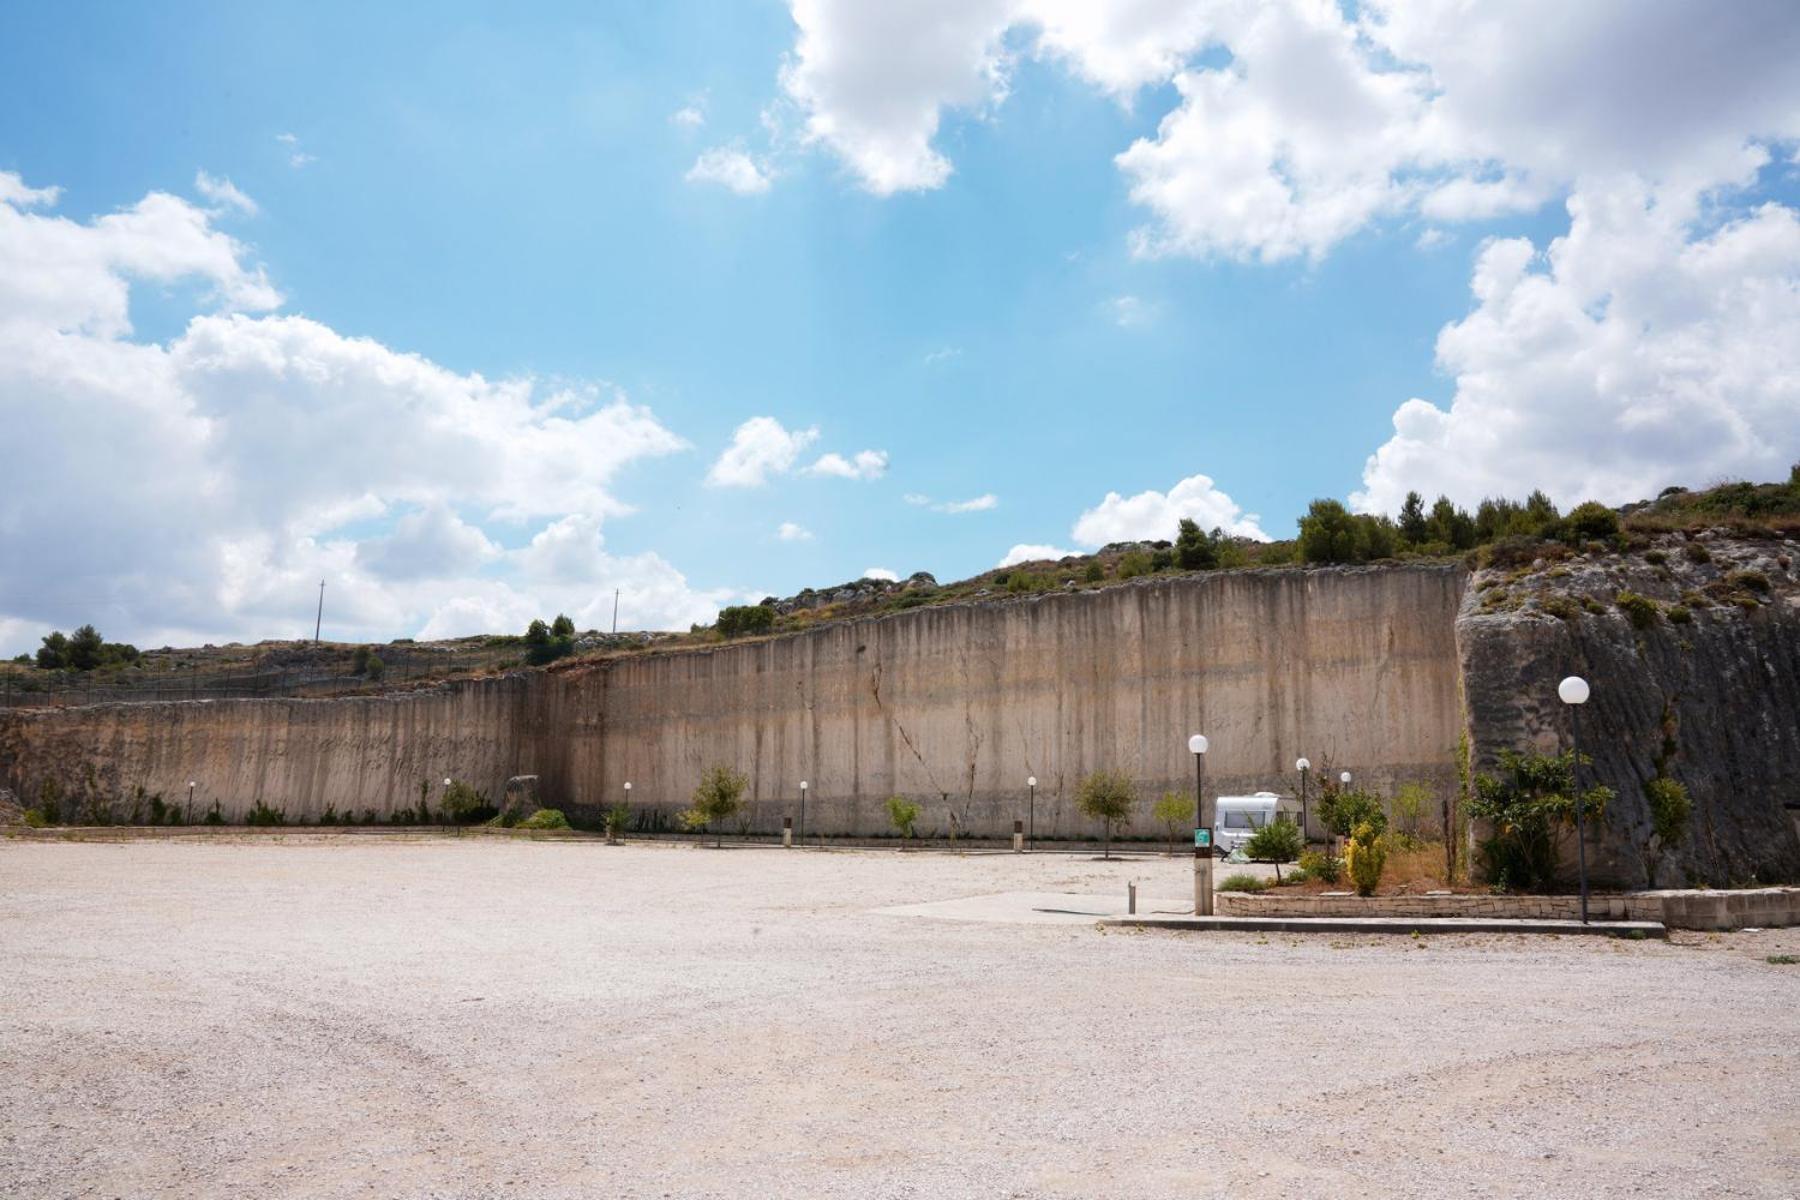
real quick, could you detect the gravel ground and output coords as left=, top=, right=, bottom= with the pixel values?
left=1, top=836, right=1796, bottom=1199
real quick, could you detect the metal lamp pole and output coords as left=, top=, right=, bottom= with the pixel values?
left=186, top=779, right=196, bottom=825
left=1295, top=757, right=1311, bottom=843
left=1559, top=675, right=1591, bottom=923
left=1026, top=775, right=1037, bottom=851
left=1189, top=734, right=1211, bottom=915
left=799, top=780, right=808, bottom=848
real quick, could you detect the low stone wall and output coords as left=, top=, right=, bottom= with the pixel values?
left=1217, top=887, right=1800, bottom=930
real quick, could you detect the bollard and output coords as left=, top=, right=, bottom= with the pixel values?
left=783, top=816, right=793, bottom=848
left=1012, top=819, right=1024, bottom=853
left=1128, top=881, right=1137, bottom=915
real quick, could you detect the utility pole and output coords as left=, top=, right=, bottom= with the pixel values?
left=314, top=580, right=325, bottom=643
left=612, top=589, right=620, bottom=634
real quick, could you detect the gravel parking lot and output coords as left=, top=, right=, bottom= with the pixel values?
left=1, top=835, right=1796, bottom=1199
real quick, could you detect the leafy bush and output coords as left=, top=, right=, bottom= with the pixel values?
left=441, top=780, right=494, bottom=824
left=1149, top=548, right=1174, bottom=572
left=1083, top=562, right=1104, bottom=582
left=1117, top=550, right=1153, bottom=579
left=523, top=618, right=575, bottom=665
left=551, top=614, right=576, bottom=638
left=1075, top=770, right=1136, bottom=858
left=1298, top=849, right=1343, bottom=884
left=1470, top=749, right=1614, bottom=892
left=1298, top=499, right=1360, bottom=563
left=1667, top=605, right=1692, bottom=624
left=204, top=800, right=223, bottom=826
left=1344, top=822, right=1388, bottom=896
left=245, top=799, right=287, bottom=827
left=683, top=765, right=748, bottom=845
left=1389, top=782, right=1432, bottom=840
left=1726, top=570, right=1771, bottom=594
left=886, top=795, right=921, bottom=839
left=1563, top=501, right=1621, bottom=543
left=716, top=605, right=776, bottom=639
left=1615, top=591, right=1660, bottom=629
left=1645, top=777, right=1692, bottom=848
left=22, top=808, right=47, bottom=828
left=1244, top=817, right=1303, bottom=880
left=605, top=803, right=631, bottom=838
left=520, top=808, right=571, bottom=830
left=1683, top=541, right=1712, bottom=564
left=1218, top=873, right=1269, bottom=893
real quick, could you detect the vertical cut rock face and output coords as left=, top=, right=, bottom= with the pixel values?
left=0, top=565, right=1469, bottom=836
left=1457, top=536, right=1800, bottom=888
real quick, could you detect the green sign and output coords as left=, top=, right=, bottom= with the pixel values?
left=1193, top=827, right=1212, bottom=849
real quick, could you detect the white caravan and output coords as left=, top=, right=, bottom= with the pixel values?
left=1214, top=793, right=1282, bottom=853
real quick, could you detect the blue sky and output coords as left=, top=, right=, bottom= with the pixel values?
left=2, top=2, right=1797, bottom=651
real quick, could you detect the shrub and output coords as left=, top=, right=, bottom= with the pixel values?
left=1244, top=817, right=1303, bottom=880
left=1117, top=550, right=1153, bottom=579
left=1344, top=822, right=1388, bottom=896
left=352, top=645, right=373, bottom=674
left=365, top=655, right=385, bottom=682
left=245, top=799, right=286, bottom=827
left=1539, top=595, right=1579, bottom=621
left=204, top=800, right=223, bottom=826
left=1615, top=591, right=1660, bottom=629
left=1470, top=749, right=1614, bottom=893
left=1075, top=770, right=1136, bottom=858
left=1152, top=791, right=1189, bottom=854
left=1643, top=550, right=1668, bottom=566
left=1218, top=873, right=1268, bottom=893
left=604, top=803, right=631, bottom=838
left=441, top=780, right=494, bottom=824
left=1563, top=501, right=1621, bottom=543
left=22, top=808, right=47, bottom=828
left=1298, top=849, right=1343, bottom=884
left=1683, top=541, right=1712, bottom=564
left=523, top=618, right=575, bottom=665
left=1149, top=548, right=1174, bottom=572
left=550, top=614, right=576, bottom=638
left=1645, top=777, right=1692, bottom=849
left=1726, top=570, right=1771, bottom=594
left=683, top=765, right=748, bottom=846
left=1083, top=562, right=1104, bottom=583
left=520, top=808, right=571, bottom=830
left=716, top=605, right=776, bottom=639
left=1667, top=605, right=1692, bottom=624
left=886, top=795, right=921, bottom=839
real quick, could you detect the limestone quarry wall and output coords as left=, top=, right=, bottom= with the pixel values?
left=0, top=565, right=1469, bottom=835
left=0, top=678, right=534, bottom=823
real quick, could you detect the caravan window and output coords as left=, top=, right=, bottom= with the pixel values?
left=1221, top=812, right=1263, bottom=829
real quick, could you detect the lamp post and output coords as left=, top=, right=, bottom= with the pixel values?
left=1026, top=776, right=1037, bottom=851
left=186, top=779, right=196, bottom=825
left=1189, top=734, right=1211, bottom=915
left=1559, top=675, right=1591, bottom=924
left=799, top=780, right=808, bottom=848
left=1295, top=758, right=1311, bottom=843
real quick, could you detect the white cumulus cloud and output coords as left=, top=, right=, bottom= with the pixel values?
left=1353, top=176, right=1800, bottom=513
left=706, top=416, right=820, bottom=487
left=686, top=147, right=773, bottom=194
left=998, top=543, right=1077, bottom=567
left=776, top=521, right=814, bottom=541
left=861, top=567, right=900, bottom=581
left=0, top=170, right=725, bottom=651
left=1071, top=474, right=1268, bottom=546
left=804, top=448, right=889, bottom=480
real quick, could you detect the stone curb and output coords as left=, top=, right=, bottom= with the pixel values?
left=1104, top=915, right=1668, bottom=937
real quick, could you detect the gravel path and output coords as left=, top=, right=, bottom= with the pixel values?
left=1, top=836, right=1795, bottom=1199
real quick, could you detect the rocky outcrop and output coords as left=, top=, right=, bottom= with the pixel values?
left=1457, top=532, right=1800, bottom=888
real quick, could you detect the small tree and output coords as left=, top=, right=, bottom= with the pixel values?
left=1397, top=490, right=1429, bottom=546
left=441, top=780, right=491, bottom=824
left=66, top=624, right=106, bottom=671
left=1152, top=791, right=1189, bottom=855
left=36, top=631, right=69, bottom=670
left=1298, top=499, right=1361, bottom=563
left=1244, top=816, right=1304, bottom=881
left=1174, top=518, right=1219, bottom=570
left=1318, top=787, right=1387, bottom=840
left=551, top=613, right=576, bottom=638
left=886, top=795, right=921, bottom=841
left=1076, top=770, right=1136, bottom=859
left=684, top=765, right=748, bottom=847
